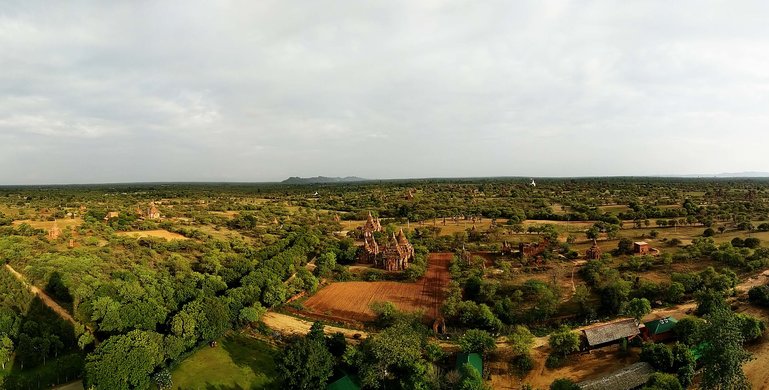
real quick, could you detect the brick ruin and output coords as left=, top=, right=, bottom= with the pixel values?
left=519, top=239, right=548, bottom=258
left=360, top=212, right=414, bottom=271
left=585, top=239, right=602, bottom=260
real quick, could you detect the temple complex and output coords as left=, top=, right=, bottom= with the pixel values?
left=359, top=212, right=413, bottom=271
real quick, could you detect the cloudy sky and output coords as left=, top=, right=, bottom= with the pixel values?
left=2, top=1, right=769, bottom=184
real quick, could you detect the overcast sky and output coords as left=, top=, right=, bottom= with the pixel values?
left=2, top=1, right=769, bottom=184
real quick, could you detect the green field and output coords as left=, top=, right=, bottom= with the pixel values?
left=172, top=333, right=277, bottom=390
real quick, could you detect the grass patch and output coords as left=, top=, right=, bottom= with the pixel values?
left=171, top=333, right=277, bottom=390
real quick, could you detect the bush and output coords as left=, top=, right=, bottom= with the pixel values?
left=550, top=378, right=580, bottom=390
left=548, top=326, right=580, bottom=357
left=748, top=285, right=769, bottom=307
left=642, top=372, right=682, bottom=390
left=458, top=329, right=496, bottom=355
left=511, top=353, right=534, bottom=377
left=545, top=354, right=565, bottom=369
left=703, top=228, right=715, bottom=237
left=744, top=237, right=761, bottom=249
left=640, top=343, right=673, bottom=371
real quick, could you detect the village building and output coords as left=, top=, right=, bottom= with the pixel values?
left=641, top=316, right=678, bottom=342
left=633, top=241, right=651, bottom=255
left=577, top=362, right=654, bottom=390
left=104, top=211, right=119, bottom=222
left=585, top=239, right=602, bottom=260
left=455, top=352, right=483, bottom=381
left=581, top=318, right=640, bottom=350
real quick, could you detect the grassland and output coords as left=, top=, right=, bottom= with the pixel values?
left=171, top=333, right=277, bottom=390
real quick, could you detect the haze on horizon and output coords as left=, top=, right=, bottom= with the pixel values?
left=2, top=1, right=769, bottom=185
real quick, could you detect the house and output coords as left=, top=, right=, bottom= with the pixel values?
left=456, top=352, right=483, bottom=378
left=581, top=318, right=640, bottom=350
left=641, top=316, right=678, bottom=342
left=578, top=362, right=654, bottom=390
left=104, top=211, right=119, bottom=221
left=326, top=375, right=360, bottom=390
left=633, top=241, right=650, bottom=255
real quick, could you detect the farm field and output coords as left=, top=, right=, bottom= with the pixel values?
left=171, top=333, right=277, bottom=390
left=115, top=229, right=188, bottom=240
left=302, top=252, right=451, bottom=322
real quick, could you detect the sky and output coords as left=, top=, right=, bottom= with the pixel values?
left=2, top=1, right=769, bottom=184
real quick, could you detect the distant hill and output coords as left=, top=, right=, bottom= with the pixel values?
left=281, top=176, right=368, bottom=184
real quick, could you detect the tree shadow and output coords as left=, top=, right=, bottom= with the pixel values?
left=45, top=271, right=74, bottom=312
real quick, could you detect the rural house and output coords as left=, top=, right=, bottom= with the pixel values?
left=633, top=241, right=651, bottom=255
left=104, top=211, right=119, bottom=221
left=577, top=362, right=654, bottom=390
left=641, top=316, right=678, bottom=342
left=581, top=318, right=640, bottom=350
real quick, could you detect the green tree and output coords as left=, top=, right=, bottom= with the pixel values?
left=622, top=298, right=651, bottom=320
left=276, top=334, right=334, bottom=390
left=550, top=378, right=580, bottom=390
left=0, top=335, right=13, bottom=370
left=548, top=326, right=579, bottom=357
left=673, top=317, right=705, bottom=346
left=640, top=343, right=673, bottom=371
left=357, top=320, right=429, bottom=389
left=459, top=329, right=496, bottom=355
left=508, top=325, right=535, bottom=356
left=84, top=330, right=166, bottom=390
left=153, top=367, right=173, bottom=390
left=458, top=362, right=491, bottom=390
left=238, top=304, right=266, bottom=326
left=642, top=372, right=682, bottom=390
left=700, top=305, right=752, bottom=390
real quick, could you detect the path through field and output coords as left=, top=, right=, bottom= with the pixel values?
left=301, top=252, right=452, bottom=323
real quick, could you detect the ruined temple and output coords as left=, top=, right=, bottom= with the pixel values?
left=359, top=212, right=413, bottom=271
left=585, top=239, right=602, bottom=260
left=363, top=211, right=382, bottom=233
left=48, top=220, right=61, bottom=240
left=519, top=239, right=548, bottom=258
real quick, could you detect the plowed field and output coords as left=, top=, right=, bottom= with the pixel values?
left=302, top=253, right=452, bottom=322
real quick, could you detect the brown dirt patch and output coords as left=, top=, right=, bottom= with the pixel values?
left=116, top=229, right=188, bottom=240
left=302, top=253, right=452, bottom=322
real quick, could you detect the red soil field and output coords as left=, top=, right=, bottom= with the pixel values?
left=302, top=253, right=452, bottom=322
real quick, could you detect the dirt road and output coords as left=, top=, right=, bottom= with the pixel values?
left=4, top=264, right=96, bottom=337
left=262, top=311, right=368, bottom=342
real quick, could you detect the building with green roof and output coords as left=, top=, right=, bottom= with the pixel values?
left=327, top=374, right=360, bottom=390
left=456, top=352, right=483, bottom=375
left=641, top=316, right=678, bottom=342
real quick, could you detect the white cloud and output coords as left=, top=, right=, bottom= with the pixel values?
left=1, top=0, right=768, bottom=183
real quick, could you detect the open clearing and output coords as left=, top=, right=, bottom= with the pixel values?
left=13, top=218, right=83, bottom=230
left=171, top=333, right=277, bottom=390
left=115, top=229, right=188, bottom=240
left=302, top=253, right=451, bottom=322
